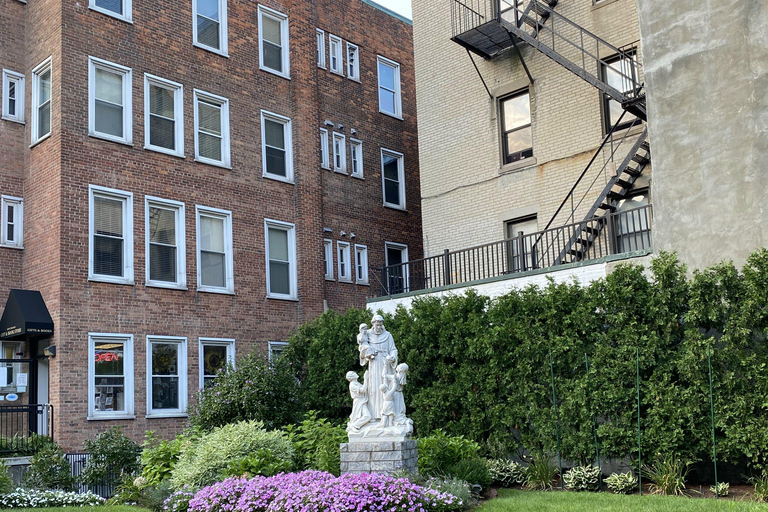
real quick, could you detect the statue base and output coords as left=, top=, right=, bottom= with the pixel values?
left=340, top=440, right=418, bottom=475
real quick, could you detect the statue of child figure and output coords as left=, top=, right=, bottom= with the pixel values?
left=379, top=374, right=397, bottom=428
left=346, top=370, right=371, bottom=432
left=357, top=323, right=375, bottom=364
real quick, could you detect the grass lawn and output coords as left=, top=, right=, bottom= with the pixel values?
left=478, top=489, right=768, bottom=511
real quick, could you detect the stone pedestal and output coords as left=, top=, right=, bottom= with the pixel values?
left=340, top=440, right=418, bottom=475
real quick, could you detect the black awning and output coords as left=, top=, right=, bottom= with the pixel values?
left=0, top=290, right=54, bottom=339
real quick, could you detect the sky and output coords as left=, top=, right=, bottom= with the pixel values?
left=377, top=0, right=412, bottom=19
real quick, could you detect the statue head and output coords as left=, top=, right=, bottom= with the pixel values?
left=358, top=323, right=368, bottom=334
left=346, top=371, right=359, bottom=382
left=371, top=314, right=385, bottom=334
left=396, top=363, right=409, bottom=374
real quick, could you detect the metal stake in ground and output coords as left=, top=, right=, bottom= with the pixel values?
left=585, top=353, right=602, bottom=491
left=549, top=352, right=563, bottom=489
left=708, top=345, right=719, bottom=499
left=636, top=347, right=642, bottom=496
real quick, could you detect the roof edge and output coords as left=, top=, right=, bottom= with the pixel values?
left=360, top=0, right=412, bottom=25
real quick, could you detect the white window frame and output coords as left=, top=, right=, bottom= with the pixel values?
left=145, top=196, right=186, bottom=289
left=355, top=244, right=368, bottom=284
left=333, top=132, right=346, bottom=173
left=146, top=336, right=188, bottom=418
left=324, top=238, right=334, bottom=280
left=316, top=29, right=326, bottom=69
left=199, top=337, right=235, bottom=389
left=268, top=341, right=289, bottom=361
left=265, top=218, right=297, bottom=301
left=346, top=42, right=360, bottom=81
left=319, top=128, right=330, bottom=169
left=2, top=70, right=25, bottom=124
left=261, top=110, right=294, bottom=183
left=88, top=333, right=135, bottom=420
left=381, top=148, right=406, bottom=210
left=329, top=34, right=343, bottom=75
left=1, top=196, right=23, bottom=249
left=377, top=55, right=402, bottom=119
left=89, top=185, right=134, bottom=284
left=385, top=241, right=409, bottom=293
left=350, top=138, right=363, bottom=178
left=195, top=205, right=234, bottom=294
left=258, top=5, right=290, bottom=79
left=89, top=0, right=132, bottom=23
left=193, top=89, right=231, bottom=168
left=31, top=57, right=52, bottom=146
left=192, top=0, right=228, bottom=56
left=144, top=74, right=184, bottom=157
left=88, top=57, right=133, bottom=145
left=337, top=241, right=351, bottom=282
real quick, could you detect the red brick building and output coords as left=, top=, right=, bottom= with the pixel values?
left=0, top=0, right=421, bottom=451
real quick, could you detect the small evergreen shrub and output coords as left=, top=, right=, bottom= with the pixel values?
left=642, top=456, right=689, bottom=496
left=486, top=458, right=526, bottom=487
left=283, top=411, right=347, bottom=475
left=524, top=453, right=558, bottom=491
left=710, top=481, right=729, bottom=497
left=0, top=462, right=13, bottom=494
left=22, top=443, right=76, bottom=491
left=563, top=465, right=601, bottom=492
left=81, top=426, right=142, bottom=489
left=604, top=471, right=638, bottom=494
left=417, top=431, right=481, bottom=477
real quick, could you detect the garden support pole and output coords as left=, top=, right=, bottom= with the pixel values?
left=549, top=352, right=563, bottom=489
left=585, top=353, right=602, bottom=491
left=708, top=346, right=719, bottom=498
left=636, top=347, right=642, bottom=496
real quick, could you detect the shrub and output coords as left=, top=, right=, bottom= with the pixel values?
left=524, top=452, right=558, bottom=491
left=163, top=486, right=196, bottom=512
left=750, top=475, right=768, bottom=502
left=222, top=450, right=292, bottom=478
left=450, top=458, right=491, bottom=489
left=710, top=481, right=729, bottom=497
left=0, top=488, right=104, bottom=508
left=642, top=456, right=689, bottom=496
left=563, top=465, right=601, bottom=492
left=81, top=426, right=142, bottom=489
left=22, top=443, right=76, bottom=491
left=0, top=462, right=12, bottom=494
left=283, top=411, right=347, bottom=475
left=190, top=352, right=301, bottom=431
left=142, top=431, right=185, bottom=485
left=604, top=471, right=637, bottom=494
left=425, top=476, right=478, bottom=509
left=486, top=458, right=526, bottom=487
left=418, top=430, right=481, bottom=477
left=170, top=420, right=294, bottom=489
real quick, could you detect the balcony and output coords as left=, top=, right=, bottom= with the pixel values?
left=451, top=0, right=529, bottom=59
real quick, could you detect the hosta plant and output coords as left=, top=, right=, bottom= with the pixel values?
left=604, top=471, right=638, bottom=494
left=486, top=458, right=526, bottom=487
left=642, top=456, right=690, bottom=496
left=563, top=465, right=601, bottom=492
left=710, top=482, right=729, bottom=497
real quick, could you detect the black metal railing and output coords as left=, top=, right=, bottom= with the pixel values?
left=0, top=404, right=54, bottom=455
left=66, top=453, right=117, bottom=498
left=375, top=205, right=652, bottom=297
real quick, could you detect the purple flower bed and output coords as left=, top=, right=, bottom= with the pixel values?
left=187, top=471, right=463, bottom=512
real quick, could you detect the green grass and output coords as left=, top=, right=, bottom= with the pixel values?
left=478, top=489, right=768, bottom=511
left=10, top=508, right=151, bottom=512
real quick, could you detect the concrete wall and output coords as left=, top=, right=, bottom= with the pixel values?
left=637, top=0, right=768, bottom=270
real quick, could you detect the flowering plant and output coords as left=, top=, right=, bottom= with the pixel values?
left=163, top=486, right=197, bottom=512
left=0, top=488, right=104, bottom=508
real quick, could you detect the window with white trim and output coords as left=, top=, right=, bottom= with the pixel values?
left=261, top=111, right=293, bottom=182
left=89, top=333, right=134, bottom=420
left=1, top=196, right=23, bottom=249
left=320, top=128, right=330, bottom=169
left=193, top=0, right=228, bottom=55
left=350, top=139, right=363, bottom=178
left=258, top=5, right=290, bottom=78
left=196, top=206, right=234, bottom=293
left=377, top=56, right=402, bottom=118
left=324, top=239, right=334, bottom=280
left=2, top=70, right=24, bottom=123
left=347, top=43, right=359, bottom=80
left=144, top=75, right=184, bottom=157
left=145, top=196, right=186, bottom=288
left=31, top=58, right=52, bottom=145
left=90, top=0, right=132, bottom=22
left=333, top=132, right=346, bottom=173
left=337, top=241, right=351, bottom=282
left=146, top=336, right=187, bottom=416
left=316, top=29, right=326, bottom=69
left=355, top=244, right=368, bottom=284
left=89, top=185, right=134, bottom=284
left=268, top=341, right=288, bottom=361
left=89, top=57, right=132, bottom=144
left=381, top=148, right=405, bottom=209
left=265, top=219, right=297, bottom=300
left=194, top=89, right=230, bottom=167
left=329, top=34, right=343, bottom=74
left=200, top=338, right=235, bottom=388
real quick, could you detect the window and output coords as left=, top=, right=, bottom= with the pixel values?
left=265, top=219, right=297, bottom=300
left=268, top=341, right=288, bottom=361
left=500, top=90, right=532, bottom=164
left=319, top=128, right=330, bottom=169
left=146, top=336, right=187, bottom=417
left=347, top=43, right=359, bottom=80
left=145, top=196, right=186, bottom=288
left=31, top=57, right=52, bottom=145
left=196, top=206, right=234, bottom=293
left=385, top=242, right=408, bottom=294
left=602, top=53, right=639, bottom=132
left=333, top=132, right=346, bottom=173
left=377, top=56, right=402, bottom=118
left=337, top=241, right=351, bottom=282
left=89, top=57, right=132, bottom=145
left=0, top=342, right=20, bottom=388
left=355, top=244, right=368, bottom=284
left=316, top=29, right=326, bottom=69
left=258, top=5, right=290, bottom=78
left=89, top=0, right=131, bottom=22
left=350, top=139, right=363, bottom=178
left=2, top=70, right=24, bottom=123
left=89, top=185, right=133, bottom=284
left=88, top=333, right=134, bottom=420
left=193, top=0, right=227, bottom=55
left=323, top=239, right=334, bottom=280
left=261, top=111, right=293, bottom=182
left=381, top=148, right=405, bottom=209
left=505, top=215, right=537, bottom=272
left=199, top=338, right=235, bottom=388
left=329, top=34, right=343, bottom=74
left=144, top=75, right=184, bottom=157
left=194, top=89, right=230, bottom=167
left=1, top=196, right=23, bottom=248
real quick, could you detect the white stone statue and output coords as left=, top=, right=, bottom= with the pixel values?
left=346, top=370, right=371, bottom=432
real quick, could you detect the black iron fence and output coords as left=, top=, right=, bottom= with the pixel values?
left=376, top=205, right=652, bottom=297
left=0, top=404, right=53, bottom=455
left=65, top=453, right=116, bottom=498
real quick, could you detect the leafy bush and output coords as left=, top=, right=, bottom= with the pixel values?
left=283, top=411, right=347, bottom=475
left=450, top=458, right=491, bottom=489
left=604, top=471, right=637, bottom=494
left=524, top=453, right=558, bottom=491
left=486, top=458, right=526, bottom=487
left=142, top=431, right=185, bottom=485
left=0, top=462, right=12, bottom=494
left=222, top=450, right=292, bottom=478
left=710, top=481, right=729, bottom=497
left=750, top=475, right=768, bottom=502
left=0, top=488, right=104, bottom=508
left=190, top=352, right=300, bottom=431
left=642, top=456, right=689, bottom=496
left=22, top=443, right=76, bottom=491
left=170, top=420, right=294, bottom=489
left=81, top=426, right=142, bottom=489
left=563, top=465, right=601, bottom=492
left=425, top=476, right=478, bottom=509
left=418, top=430, right=481, bottom=477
